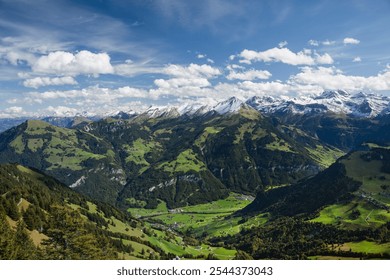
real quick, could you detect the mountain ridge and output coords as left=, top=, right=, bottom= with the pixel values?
left=2, top=90, right=390, bottom=133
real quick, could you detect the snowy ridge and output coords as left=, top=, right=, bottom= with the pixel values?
left=48, top=90, right=390, bottom=121
left=212, top=97, right=244, bottom=114
left=246, top=90, right=390, bottom=118
left=2, top=90, right=390, bottom=132
left=108, top=90, right=390, bottom=119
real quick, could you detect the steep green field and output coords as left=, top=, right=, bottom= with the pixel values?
left=123, top=138, right=161, bottom=172
left=306, top=145, right=345, bottom=168
left=158, top=149, right=206, bottom=174
left=312, top=199, right=390, bottom=229
left=340, top=241, right=390, bottom=254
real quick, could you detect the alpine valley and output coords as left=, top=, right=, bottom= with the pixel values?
left=1, top=90, right=389, bottom=260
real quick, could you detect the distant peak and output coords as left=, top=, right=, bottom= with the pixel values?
left=213, top=97, right=244, bottom=114
left=316, top=90, right=350, bottom=99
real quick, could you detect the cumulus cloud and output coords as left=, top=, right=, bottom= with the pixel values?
left=238, top=47, right=334, bottom=66
left=4, top=106, right=24, bottom=114
left=5, top=51, right=36, bottom=66
left=278, top=41, right=288, bottom=48
left=43, top=106, right=80, bottom=117
left=315, top=52, right=334, bottom=64
left=226, top=64, right=245, bottom=71
left=195, top=54, right=214, bottom=63
left=0, top=106, right=28, bottom=118
left=308, top=40, right=319, bottom=46
left=290, top=66, right=390, bottom=92
left=353, top=56, right=362, bottom=62
left=32, top=86, right=149, bottom=101
left=322, top=40, right=336, bottom=46
left=239, top=81, right=291, bottom=95
left=23, top=76, right=77, bottom=88
left=154, top=77, right=211, bottom=89
left=212, top=80, right=297, bottom=100
left=114, top=60, right=163, bottom=77
left=226, top=69, right=272, bottom=81
left=343, top=37, right=360, bottom=45
left=308, top=39, right=335, bottom=46
left=147, top=63, right=222, bottom=95
left=162, top=63, right=221, bottom=78
left=32, top=50, right=114, bottom=76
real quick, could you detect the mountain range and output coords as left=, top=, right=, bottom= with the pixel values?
left=1, top=90, right=389, bottom=259
left=1, top=90, right=390, bottom=133
left=106, top=90, right=390, bottom=119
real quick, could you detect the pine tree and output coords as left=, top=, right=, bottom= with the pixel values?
left=12, top=220, right=38, bottom=259
left=0, top=212, right=13, bottom=259
left=43, top=206, right=116, bottom=259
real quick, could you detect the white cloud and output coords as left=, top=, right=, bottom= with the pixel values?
left=162, top=63, right=221, bottom=78
left=23, top=76, right=77, bottom=88
left=322, top=40, right=336, bottom=46
left=114, top=60, right=163, bottom=77
left=195, top=54, right=214, bottom=63
left=43, top=106, right=79, bottom=117
left=212, top=80, right=296, bottom=100
left=315, top=52, right=334, bottom=64
left=278, top=41, right=288, bottom=48
left=343, top=37, right=360, bottom=45
left=150, top=63, right=221, bottom=96
left=25, top=86, right=151, bottom=105
left=4, top=51, right=36, bottom=66
left=290, top=66, right=390, bottom=92
left=4, top=106, right=23, bottom=114
left=308, top=40, right=319, bottom=46
left=154, top=77, right=211, bottom=89
left=238, top=47, right=334, bottom=66
left=239, top=80, right=291, bottom=95
left=308, top=39, right=336, bottom=46
left=227, top=69, right=272, bottom=81
left=32, top=50, right=114, bottom=76
left=226, top=64, right=245, bottom=71
left=353, top=56, right=362, bottom=62
left=117, top=86, right=150, bottom=99
left=0, top=106, right=28, bottom=118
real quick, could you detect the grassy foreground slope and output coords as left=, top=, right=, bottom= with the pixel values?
left=0, top=164, right=233, bottom=260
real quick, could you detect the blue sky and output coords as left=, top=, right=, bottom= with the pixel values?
left=1, top=0, right=390, bottom=117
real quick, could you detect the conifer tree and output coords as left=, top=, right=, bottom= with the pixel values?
left=0, top=212, right=13, bottom=259
left=12, top=220, right=38, bottom=259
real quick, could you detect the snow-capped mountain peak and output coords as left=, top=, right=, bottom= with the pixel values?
left=315, top=90, right=350, bottom=100
left=212, top=97, right=245, bottom=114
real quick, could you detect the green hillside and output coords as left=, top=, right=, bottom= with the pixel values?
left=0, top=120, right=125, bottom=204
left=0, top=164, right=234, bottom=260
left=235, top=146, right=390, bottom=259
left=3, top=110, right=390, bottom=260
left=0, top=112, right=343, bottom=209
